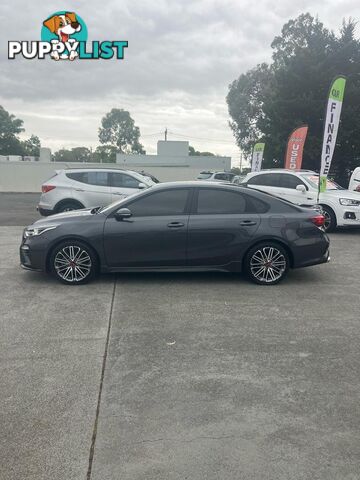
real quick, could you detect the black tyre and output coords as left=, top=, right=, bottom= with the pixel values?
left=321, top=205, right=337, bottom=233
left=244, top=242, right=289, bottom=285
left=56, top=201, right=83, bottom=213
left=50, top=240, right=97, bottom=285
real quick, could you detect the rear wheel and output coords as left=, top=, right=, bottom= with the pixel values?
left=50, top=240, right=97, bottom=285
left=321, top=205, right=337, bottom=232
left=245, top=242, right=289, bottom=285
left=56, top=200, right=83, bottom=213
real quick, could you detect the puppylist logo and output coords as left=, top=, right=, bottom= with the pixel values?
left=8, top=11, right=128, bottom=61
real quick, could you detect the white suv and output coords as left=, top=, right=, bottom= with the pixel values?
left=242, top=169, right=360, bottom=232
left=38, top=168, right=155, bottom=216
left=196, top=171, right=236, bottom=182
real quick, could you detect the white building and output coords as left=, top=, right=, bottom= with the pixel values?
left=116, top=140, right=231, bottom=182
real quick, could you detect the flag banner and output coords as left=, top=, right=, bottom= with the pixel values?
left=319, top=76, right=346, bottom=192
left=284, top=125, right=308, bottom=170
left=251, top=143, right=265, bottom=172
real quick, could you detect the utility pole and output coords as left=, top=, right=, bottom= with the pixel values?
left=164, top=128, right=168, bottom=141
left=239, top=152, right=243, bottom=173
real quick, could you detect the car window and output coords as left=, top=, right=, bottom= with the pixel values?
left=279, top=174, right=307, bottom=189
left=214, top=173, right=228, bottom=181
left=127, top=189, right=190, bottom=216
left=66, top=171, right=109, bottom=186
left=111, top=173, right=140, bottom=188
left=196, top=188, right=248, bottom=214
left=197, top=172, right=213, bottom=179
left=247, top=173, right=281, bottom=187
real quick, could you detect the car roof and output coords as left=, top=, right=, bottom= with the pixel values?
left=246, top=169, right=315, bottom=175
left=59, top=168, right=141, bottom=174
left=144, top=181, right=247, bottom=190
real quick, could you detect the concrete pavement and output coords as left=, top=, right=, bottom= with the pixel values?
left=1, top=220, right=360, bottom=479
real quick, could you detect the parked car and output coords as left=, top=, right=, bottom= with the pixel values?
left=232, top=175, right=246, bottom=184
left=242, top=169, right=360, bottom=232
left=21, top=182, right=329, bottom=286
left=38, top=168, right=155, bottom=216
left=196, top=171, right=236, bottom=182
left=349, top=167, right=360, bottom=192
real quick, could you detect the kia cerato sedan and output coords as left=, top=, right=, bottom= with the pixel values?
left=20, top=182, right=330, bottom=286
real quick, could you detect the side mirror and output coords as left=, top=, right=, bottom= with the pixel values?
left=296, top=184, right=306, bottom=193
left=114, top=208, right=132, bottom=221
left=138, top=182, right=146, bottom=189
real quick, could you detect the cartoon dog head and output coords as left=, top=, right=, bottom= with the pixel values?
left=43, top=12, right=81, bottom=42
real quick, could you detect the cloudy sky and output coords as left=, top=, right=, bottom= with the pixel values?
left=1, top=0, right=358, bottom=165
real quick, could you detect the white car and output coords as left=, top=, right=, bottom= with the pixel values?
left=38, top=168, right=155, bottom=216
left=242, top=169, right=360, bottom=232
left=196, top=171, right=236, bottom=182
left=349, top=167, right=360, bottom=192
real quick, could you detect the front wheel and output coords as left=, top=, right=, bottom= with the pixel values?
left=245, top=242, right=289, bottom=285
left=50, top=241, right=97, bottom=285
left=321, top=205, right=337, bottom=233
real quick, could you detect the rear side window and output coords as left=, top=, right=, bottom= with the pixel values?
left=248, top=173, right=281, bottom=187
left=127, top=189, right=190, bottom=216
left=196, top=189, right=247, bottom=214
left=66, top=171, right=110, bottom=186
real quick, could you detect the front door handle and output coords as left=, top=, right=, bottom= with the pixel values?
left=75, top=188, right=84, bottom=192
left=167, top=222, right=184, bottom=228
left=240, top=220, right=257, bottom=226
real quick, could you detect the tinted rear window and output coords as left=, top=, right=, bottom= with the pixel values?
left=196, top=188, right=269, bottom=214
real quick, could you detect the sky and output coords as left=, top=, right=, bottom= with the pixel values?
left=1, top=0, right=359, bottom=166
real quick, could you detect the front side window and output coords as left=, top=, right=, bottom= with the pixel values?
left=279, top=174, right=307, bottom=190
left=197, top=172, right=213, bottom=179
left=127, top=189, right=190, bottom=216
left=111, top=173, right=140, bottom=188
left=214, top=173, right=228, bottom=181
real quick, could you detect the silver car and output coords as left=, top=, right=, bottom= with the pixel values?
left=38, top=168, right=155, bottom=216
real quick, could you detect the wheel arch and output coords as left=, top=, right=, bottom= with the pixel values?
left=242, top=238, right=294, bottom=269
left=46, top=236, right=101, bottom=273
left=54, top=198, right=85, bottom=213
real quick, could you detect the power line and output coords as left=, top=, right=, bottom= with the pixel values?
left=167, top=130, right=237, bottom=144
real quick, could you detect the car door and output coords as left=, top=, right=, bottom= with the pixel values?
left=110, top=172, right=143, bottom=201
left=103, top=188, right=192, bottom=268
left=68, top=171, right=112, bottom=207
left=277, top=173, right=315, bottom=205
left=187, top=187, right=260, bottom=267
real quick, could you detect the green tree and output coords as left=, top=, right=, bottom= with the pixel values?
left=93, top=145, right=117, bottom=163
left=189, top=145, right=215, bottom=156
left=21, top=135, right=41, bottom=157
left=227, top=14, right=360, bottom=185
left=0, top=105, right=24, bottom=155
left=54, top=147, right=91, bottom=163
left=98, top=109, right=145, bottom=154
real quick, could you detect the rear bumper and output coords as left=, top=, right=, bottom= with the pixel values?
left=37, top=206, right=54, bottom=216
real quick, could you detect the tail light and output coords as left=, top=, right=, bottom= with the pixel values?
left=42, top=185, right=56, bottom=193
left=310, top=215, right=325, bottom=227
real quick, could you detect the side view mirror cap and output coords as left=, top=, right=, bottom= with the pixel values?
left=138, top=182, right=146, bottom=189
left=115, top=208, right=132, bottom=220
left=296, top=184, right=306, bottom=193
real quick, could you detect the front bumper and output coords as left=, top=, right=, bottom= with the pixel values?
left=19, top=242, right=46, bottom=272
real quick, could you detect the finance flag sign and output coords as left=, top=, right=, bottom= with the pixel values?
left=319, top=76, right=347, bottom=192
left=284, top=125, right=308, bottom=170
left=251, top=143, right=265, bottom=172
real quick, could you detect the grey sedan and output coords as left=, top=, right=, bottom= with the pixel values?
left=20, top=182, right=330, bottom=285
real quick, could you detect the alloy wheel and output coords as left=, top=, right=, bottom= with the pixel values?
left=323, top=210, right=331, bottom=231
left=250, top=246, right=286, bottom=283
left=54, top=245, right=92, bottom=283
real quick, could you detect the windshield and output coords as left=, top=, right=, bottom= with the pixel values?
left=301, top=174, right=344, bottom=190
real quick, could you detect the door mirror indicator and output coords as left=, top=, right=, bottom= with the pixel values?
left=114, top=208, right=132, bottom=220
left=138, top=183, right=146, bottom=189
left=296, top=184, right=306, bottom=193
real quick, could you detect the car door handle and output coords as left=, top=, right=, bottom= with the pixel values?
left=113, top=192, right=124, bottom=195
left=75, top=188, right=84, bottom=192
left=167, top=222, right=185, bottom=228
left=239, top=220, right=257, bottom=226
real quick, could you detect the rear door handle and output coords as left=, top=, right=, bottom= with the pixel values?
left=75, top=188, right=84, bottom=192
left=240, top=220, right=257, bottom=226
left=167, top=222, right=184, bottom=228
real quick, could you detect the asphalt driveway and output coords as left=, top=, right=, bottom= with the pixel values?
left=1, top=196, right=360, bottom=479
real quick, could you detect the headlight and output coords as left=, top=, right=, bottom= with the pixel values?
left=24, top=225, right=57, bottom=238
left=339, top=198, right=360, bottom=206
